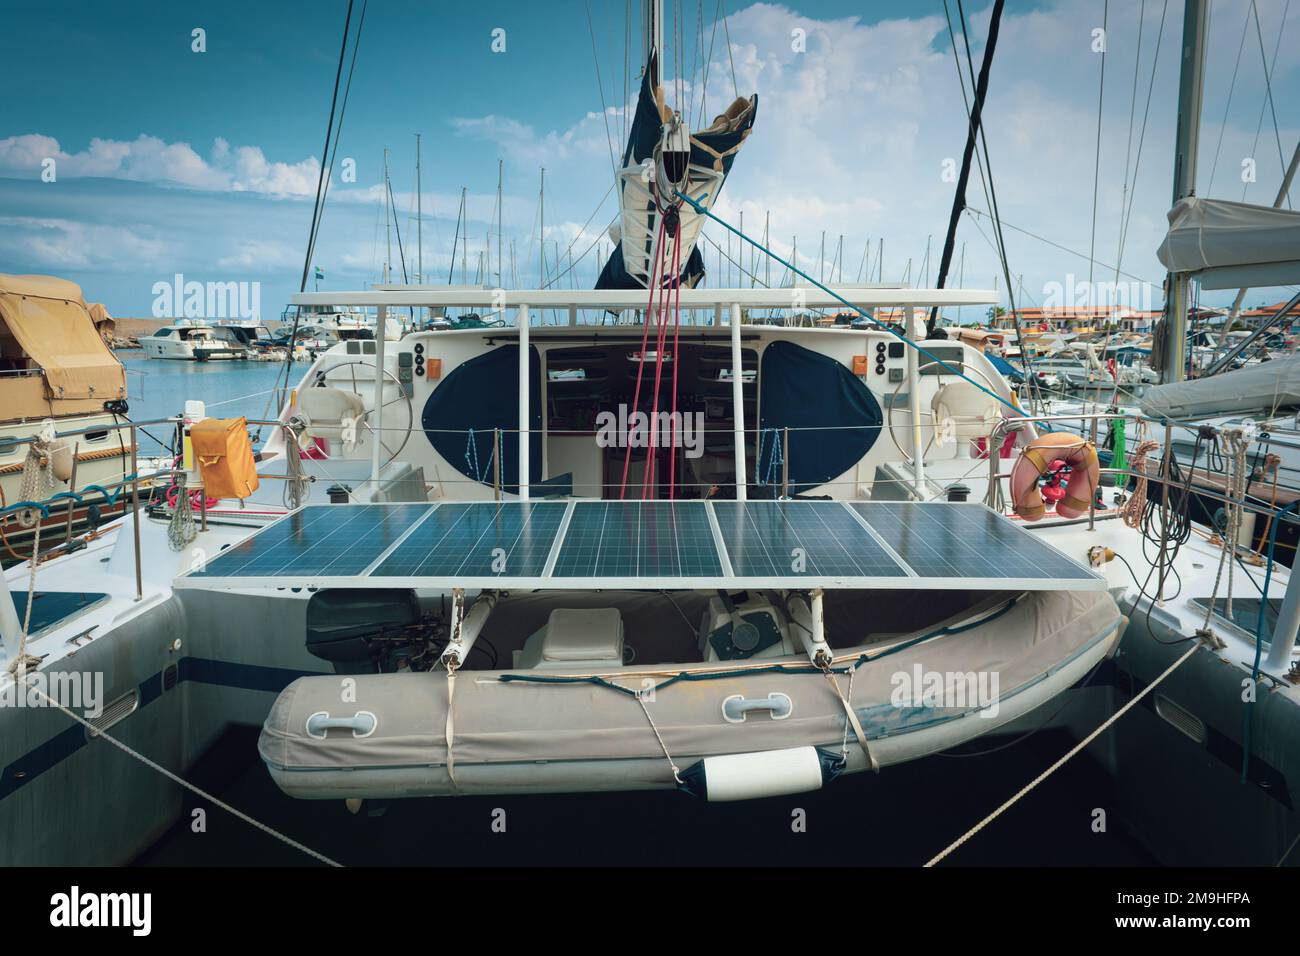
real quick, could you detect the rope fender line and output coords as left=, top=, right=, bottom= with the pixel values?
left=924, top=638, right=1201, bottom=867
left=12, top=674, right=342, bottom=867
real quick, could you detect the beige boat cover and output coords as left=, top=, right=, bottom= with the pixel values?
left=260, top=588, right=1121, bottom=774
left=0, top=274, right=126, bottom=402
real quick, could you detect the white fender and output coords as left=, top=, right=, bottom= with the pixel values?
left=693, top=746, right=828, bottom=802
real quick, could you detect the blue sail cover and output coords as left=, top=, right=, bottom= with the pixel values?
left=596, top=52, right=757, bottom=290
left=986, top=353, right=1024, bottom=383
left=757, top=341, right=883, bottom=493
left=421, top=345, right=542, bottom=492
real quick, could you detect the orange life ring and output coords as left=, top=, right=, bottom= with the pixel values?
left=1010, top=433, right=1099, bottom=521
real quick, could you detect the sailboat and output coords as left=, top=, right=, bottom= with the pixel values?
left=235, top=1, right=1121, bottom=803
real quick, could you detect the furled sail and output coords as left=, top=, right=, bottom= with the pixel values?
left=595, top=52, right=757, bottom=290
left=1156, top=197, right=1300, bottom=290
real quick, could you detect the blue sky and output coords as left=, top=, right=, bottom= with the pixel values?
left=3, top=0, right=1299, bottom=318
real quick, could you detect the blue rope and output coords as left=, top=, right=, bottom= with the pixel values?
left=464, top=428, right=483, bottom=482
left=1, top=474, right=141, bottom=518
left=755, top=427, right=783, bottom=487
left=676, top=191, right=1026, bottom=418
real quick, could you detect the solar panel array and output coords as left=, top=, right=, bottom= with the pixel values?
left=178, top=499, right=1102, bottom=591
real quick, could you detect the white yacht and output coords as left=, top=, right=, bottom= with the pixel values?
left=141, top=319, right=247, bottom=361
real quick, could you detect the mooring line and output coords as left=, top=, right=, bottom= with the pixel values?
left=17, top=676, right=343, bottom=867
left=925, top=638, right=1201, bottom=867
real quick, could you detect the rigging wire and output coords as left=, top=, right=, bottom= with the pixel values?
left=720, top=0, right=740, bottom=102
left=1241, top=0, right=1292, bottom=203
left=1087, top=1, right=1108, bottom=288
left=584, top=0, right=622, bottom=184
left=1246, top=0, right=1292, bottom=207
left=1115, top=0, right=1169, bottom=280
left=1205, top=1, right=1252, bottom=197
left=268, top=0, right=366, bottom=427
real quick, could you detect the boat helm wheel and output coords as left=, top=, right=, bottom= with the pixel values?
left=309, top=360, right=414, bottom=470
left=885, top=359, right=1003, bottom=467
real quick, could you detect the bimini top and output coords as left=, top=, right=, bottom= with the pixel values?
left=0, top=272, right=127, bottom=409
left=173, top=499, right=1103, bottom=593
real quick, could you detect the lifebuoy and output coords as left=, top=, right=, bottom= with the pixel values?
left=1010, top=433, right=1099, bottom=520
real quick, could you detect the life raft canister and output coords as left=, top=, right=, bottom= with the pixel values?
left=1010, top=432, right=1100, bottom=521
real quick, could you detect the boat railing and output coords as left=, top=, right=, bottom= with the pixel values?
left=4, top=408, right=1298, bottom=616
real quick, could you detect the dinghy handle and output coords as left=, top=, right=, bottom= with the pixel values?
left=722, top=692, right=793, bottom=723
left=306, top=711, right=377, bottom=739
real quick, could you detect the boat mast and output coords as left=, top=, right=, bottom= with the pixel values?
left=1158, top=0, right=1209, bottom=384
left=539, top=167, right=545, bottom=287
left=415, top=133, right=422, bottom=284
left=497, top=159, right=504, bottom=288
left=383, top=147, right=392, bottom=284
left=645, top=0, right=662, bottom=86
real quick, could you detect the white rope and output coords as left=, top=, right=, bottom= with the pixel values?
left=444, top=667, right=459, bottom=793
left=1203, top=430, right=1248, bottom=629
left=8, top=520, right=43, bottom=678
left=924, top=639, right=1200, bottom=867
left=17, top=676, right=342, bottom=866
left=634, top=687, right=683, bottom=784
left=822, top=664, right=878, bottom=772
left=166, top=473, right=197, bottom=552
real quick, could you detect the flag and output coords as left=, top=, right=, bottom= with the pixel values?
left=314, top=266, right=325, bottom=280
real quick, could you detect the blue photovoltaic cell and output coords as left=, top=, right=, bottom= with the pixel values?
left=713, top=500, right=907, bottom=578
left=178, top=498, right=1099, bottom=590
left=371, top=501, right=566, bottom=578
left=851, top=502, right=1095, bottom=581
left=552, top=501, right=723, bottom=578
left=190, top=503, right=433, bottom=578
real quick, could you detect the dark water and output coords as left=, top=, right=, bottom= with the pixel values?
left=134, top=726, right=1154, bottom=867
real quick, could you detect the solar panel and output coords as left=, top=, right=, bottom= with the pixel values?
left=551, top=501, right=723, bottom=578
left=850, top=502, right=1097, bottom=582
left=712, top=500, right=906, bottom=579
left=189, top=503, right=433, bottom=579
left=371, top=501, right=566, bottom=578
left=175, top=499, right=1103, bottom=592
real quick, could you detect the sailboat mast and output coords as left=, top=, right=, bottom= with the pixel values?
left=645, top=0, right=662, bottom=85
left=383, top=148, right=392, bottom=283
left=1159, top=0, right=1208, bottom=384
left=415, top=133, right=422, bottom=284
left=497, top=159, right=503, bottom=287
left=539, top=167, right=546, bottom=287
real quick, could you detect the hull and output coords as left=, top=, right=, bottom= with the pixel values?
left=1102, top=597, right=1300, bottom=865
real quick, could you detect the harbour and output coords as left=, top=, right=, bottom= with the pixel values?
left=2, top=0, right=1297, bottom=934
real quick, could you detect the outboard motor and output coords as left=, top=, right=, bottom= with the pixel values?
left=304, top=589, right=426, bottom=674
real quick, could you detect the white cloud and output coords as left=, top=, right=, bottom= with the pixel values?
left=445, top=0, right=1300, bottom=306
left=0, top=133, right=320, bottom=197
left=0, top=215, right=166, bottom=270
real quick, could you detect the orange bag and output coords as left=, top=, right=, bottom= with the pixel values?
left=190, top=417, right=260, bottom=500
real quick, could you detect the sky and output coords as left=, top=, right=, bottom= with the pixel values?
left=2, top=0, right=1300, bottom=320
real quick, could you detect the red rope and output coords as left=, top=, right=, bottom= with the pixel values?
left=642, top=237, right=674, bottom=498
left=619, top=215, right=668, bottom=499
left=668, top=223, right=683, bottom=499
